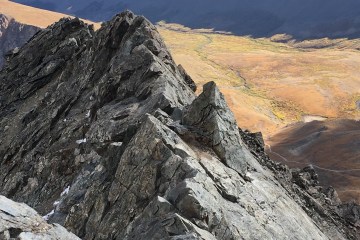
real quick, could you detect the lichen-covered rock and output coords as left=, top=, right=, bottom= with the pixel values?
left=0, top=10, right=359, bottom=240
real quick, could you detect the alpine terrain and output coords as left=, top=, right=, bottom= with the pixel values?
left=0, top=0, right=360, bottom=203
left=0, top=0, right=99, bottom=67
left=0, top=11, right=360, bottom=239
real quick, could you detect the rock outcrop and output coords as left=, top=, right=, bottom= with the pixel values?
left=0, top=195, right=80, bottom=239
left=0, top=14, right=39, bottom=68
left=0, top=11, right=359, bottom=239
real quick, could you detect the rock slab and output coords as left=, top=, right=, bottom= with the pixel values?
left=0, top=195, right=80, bottom=239
left=0, top=11, right=359, bottom=240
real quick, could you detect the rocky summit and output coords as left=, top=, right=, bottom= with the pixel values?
left=0, top=11, right=359, bottom=239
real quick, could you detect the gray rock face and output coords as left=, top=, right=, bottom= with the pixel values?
left=0, top=10, right=358, bottom=239
left=183, top=81, right=259, bottom=176
left=0, top=195, right=80, bottom=239
left=0, top=14, right=39, bottom=68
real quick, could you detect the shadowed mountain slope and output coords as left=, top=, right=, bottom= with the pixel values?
left=0, top=11, right=359, bottom=239
left=0, top=0, right=100, bottom=28
left=0, top=14, right=39, bottom=67
left=267, top=119, right=360, bottom=202
left=11, top=0, right=360, bottom=39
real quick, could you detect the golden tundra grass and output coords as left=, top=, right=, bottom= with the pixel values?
left=0, top=0, right=100, bottom=28
left=158, top=24, right=360, bottom=137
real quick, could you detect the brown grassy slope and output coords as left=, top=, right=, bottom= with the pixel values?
left=159, top=24, right=360, bottom=137
left=159, top=25, right=360, bottom=202
left=267, top=119, right=360, bottom=202
left=0, top=0, right=100, bottom=28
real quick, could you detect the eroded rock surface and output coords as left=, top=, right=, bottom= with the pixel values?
left=0, top=11, right=359, bottom=239
left=0, top=14, right=39, bottom=68
left=0, top=195, right=80, bottom=239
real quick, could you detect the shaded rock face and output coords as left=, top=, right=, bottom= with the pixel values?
left=0, top=11, right=359, bottom=239
left=0, top=195, right=80, bottom=239
left=0, top=14, right=39, bottom=68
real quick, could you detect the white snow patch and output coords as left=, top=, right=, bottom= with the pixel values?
left=157, top=196, right=169, bottom=203
left=68, top=38, right=78, bottom=46
left=61, top=186, right=70, bottom=197
left=76, top=138, right=87, bottom=144
left=42, top=209, right=54, bottom=221
left=13, top=47, right=20, bottom=54
left=110, top=142, right=123, bottom=147
left=302, top=115, right=327, bottom=123
left=85, top=110, right=91, bottom=118
left=53, top=201, right=60, bottom=207
left=43, top=186, right=71, bottom=221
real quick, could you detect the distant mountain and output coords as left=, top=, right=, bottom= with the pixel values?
left=0, top=14, right=39, bottom=68
left=11, top=0, right=360, bottom=39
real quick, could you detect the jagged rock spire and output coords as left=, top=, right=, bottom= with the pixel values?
left=0, top=11, right=358, bottom=240
left=183, top=81, right=258, bottom=176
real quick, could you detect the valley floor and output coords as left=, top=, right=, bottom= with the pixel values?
left=159, top=24, right=360, bottom=202
left=159, top=23, right=360, bottom=137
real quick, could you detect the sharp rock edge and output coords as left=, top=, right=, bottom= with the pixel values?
left=0, top=11, right=359, bottom=240
left=0, top=196, right=80, bottom=239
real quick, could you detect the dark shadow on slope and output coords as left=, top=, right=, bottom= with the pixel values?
left=9, top=0, right=360, bottom=39
left=267, top=119, right=360, bottom=202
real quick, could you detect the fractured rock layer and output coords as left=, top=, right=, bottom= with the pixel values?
left=0, top=11, right=359, bottom=240
left=0, top=195, right=80, bottom=239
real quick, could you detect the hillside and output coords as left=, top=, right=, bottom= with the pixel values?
left=0, top=12, right=359, bottom=239
left=1, top=0, right=360, bottom=205
left=158, top=24, right=360, bottom=137
left=11, top=0, right=360, bottom=39
left=0, top=0, right=99, bottom=28
left=267, top=119, right=360, bottom=202
left=157, top=24, right=360, bottom=204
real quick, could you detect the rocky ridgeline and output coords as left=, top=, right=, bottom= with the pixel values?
left=0, top=11, right=359, bottom=239
left=0, top=14, right=39, bottom=68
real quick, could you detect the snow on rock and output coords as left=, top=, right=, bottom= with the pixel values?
left=61, top=186, right=70, bottom=196
left=110, top=142, right=123, bottom=147
left=42, top=209, right=55, bottom=221
left=0, top=195, right=80, bottom=239
left=76, top=138, right=87, bottom=144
